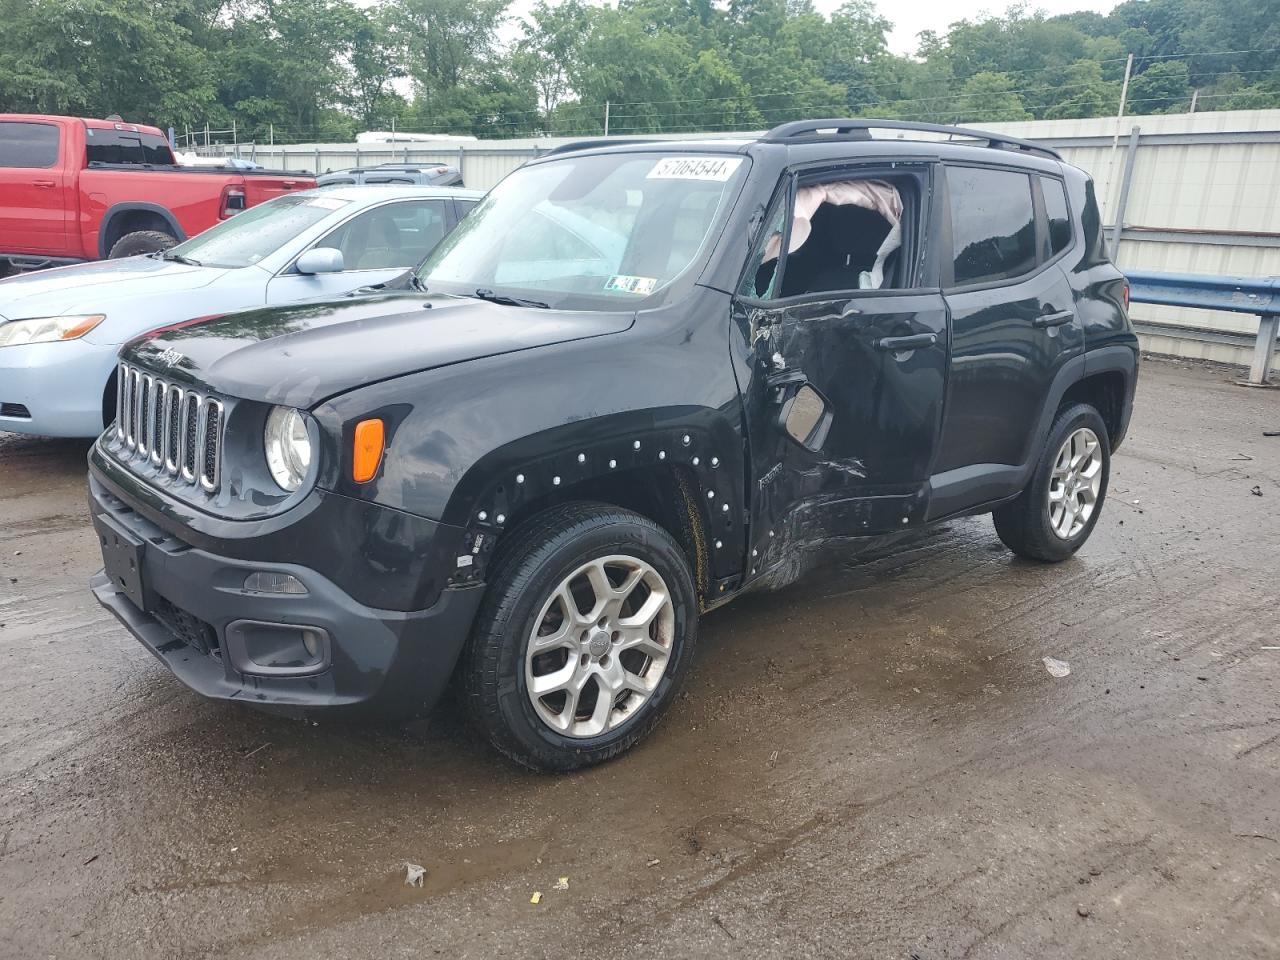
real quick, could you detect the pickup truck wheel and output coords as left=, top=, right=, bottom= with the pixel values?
left=993, top=403, right=1110, bottom=562
left=463, top=502, right=698, bottom=771
left=108, top=230, right=176, bottom=259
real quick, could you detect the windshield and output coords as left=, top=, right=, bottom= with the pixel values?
left=164, top=193, right=351, bottom=269
left=417, top=152, right=748, bottom=309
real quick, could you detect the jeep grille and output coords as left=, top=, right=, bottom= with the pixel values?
left=113, top=362, right=223, bottom=493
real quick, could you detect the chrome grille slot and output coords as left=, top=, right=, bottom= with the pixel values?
left=108, top=362, right=225, bottom=495
left=138, top=375, right=151, bottom=455
left=150, top=378, right=166, bottom=465
left=165, top=385, right=182, bottom=472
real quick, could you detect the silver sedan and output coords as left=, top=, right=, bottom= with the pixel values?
left=0, top=185, right=481, bottom=438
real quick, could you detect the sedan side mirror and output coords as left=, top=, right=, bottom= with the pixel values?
left=296, top=247, right=344, bottom=275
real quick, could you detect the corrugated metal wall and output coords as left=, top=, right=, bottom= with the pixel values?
left=204, top=110, right=1280, bottom=368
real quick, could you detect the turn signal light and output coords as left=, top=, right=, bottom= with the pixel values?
left=352, top=418, right=385, bottom=483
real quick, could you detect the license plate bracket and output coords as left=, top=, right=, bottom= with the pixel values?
left=95, top=513, right=148, bottom=612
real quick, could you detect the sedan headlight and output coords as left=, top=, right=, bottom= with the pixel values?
left=0, top=314, right=105, bottom=347
left=264, top=406, right=312, bottom=492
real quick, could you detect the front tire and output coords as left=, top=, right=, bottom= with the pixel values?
left=993, top=403, right=1110, bottom=562
left=462, top=502, right=698, bottom=771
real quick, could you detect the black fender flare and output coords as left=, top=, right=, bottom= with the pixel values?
left=98, top=202, right=187, bottom=258
left=433, top=411, right=746, bottom=596
left=1027, top=344, right=1137, bottom=478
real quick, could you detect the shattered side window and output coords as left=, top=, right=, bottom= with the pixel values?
left=737, top=194, right=790, bottom=300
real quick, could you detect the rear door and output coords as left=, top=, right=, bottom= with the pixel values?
left=736, top=162, right=949, bottom=550
left=933, top=165, right=1082, bottom=482
left=266, top=198, right=452, bottom=302
left=0, top=120, right=68, bottom=255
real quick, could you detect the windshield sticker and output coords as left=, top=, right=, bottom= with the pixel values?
left=647, top=157, right=743, bottom=182
left=605, top=275, right=657, bottom=296
left=304, top=196, right=348, bottom=209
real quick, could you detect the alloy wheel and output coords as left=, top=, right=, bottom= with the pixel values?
left=524, top=555, right=675, bottom=738
left=1047, top=426, right=1103, bottom=539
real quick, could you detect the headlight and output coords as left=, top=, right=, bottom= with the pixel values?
left=0, top=314, right=105, bottom=347
left=264, top=406, right=312, bottom=492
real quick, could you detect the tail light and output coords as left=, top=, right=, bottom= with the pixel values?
left=1122, top=281, right=1130, bottom=311
left=220, top=185, right=246, bottom=219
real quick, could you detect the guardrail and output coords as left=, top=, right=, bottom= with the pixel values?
left=1125, top=271, right=1280, bottom=386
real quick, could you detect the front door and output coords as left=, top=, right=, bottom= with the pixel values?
left=266, top=198, right=454, bottom=303
left=734, top=164, right=948, bottom=577
left=0, top=120, right=68, bottom=256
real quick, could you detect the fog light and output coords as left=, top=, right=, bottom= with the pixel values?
left=224, top=620, right=331, bottom=677
left=244, top=571, right=308, bottom=595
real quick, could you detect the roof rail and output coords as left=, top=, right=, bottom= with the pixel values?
left=543, top=137, right=666, bottom=157
left=760, top=118, right=1062, bottom=160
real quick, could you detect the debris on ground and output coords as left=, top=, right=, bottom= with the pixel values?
left=530, top=891, right=542, bottom=904
left=647, top=858, right=661, bottom=867
left=553, top=877, right=569, bottom=891
left=82, top=854, right=98, bottom=866
left=404, top=863, right=426, bottom=887
left=1043, top=657, right=1071, bottom=678
left=242, top=742, right=271, bottom=759
left=1263, top=429, right=1280, bottom=437
left=1077, top=905, right=1091, bottom=918
left=1250, top=485, right=1263, bottom=496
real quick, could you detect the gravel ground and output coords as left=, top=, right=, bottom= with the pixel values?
left=0, top=357, right=1277, bottom=959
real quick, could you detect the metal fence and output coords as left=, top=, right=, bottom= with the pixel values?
left=198, top=110, right=1280, bottom=370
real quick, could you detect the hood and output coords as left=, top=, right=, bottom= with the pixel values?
left=122, top=293, right=635, bottom=408
left=0, top=256, right=228, bottom=323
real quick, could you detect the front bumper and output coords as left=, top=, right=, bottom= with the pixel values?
left=0, top=338, right=118, bottom=437
left=89, top=476, right=485, bottom=714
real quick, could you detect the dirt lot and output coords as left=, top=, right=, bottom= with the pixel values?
left=0, top=358, right=1276, bottom=960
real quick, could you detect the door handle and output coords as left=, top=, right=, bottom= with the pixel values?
left=875, top=332, right=937, bottom=352
left=32, top=179, right=55, bottom=188
left=1033, top=310, right=1074, bottom=328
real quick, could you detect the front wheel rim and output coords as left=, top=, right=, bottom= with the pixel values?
left=1047, top=426, right=1103, bottom=539
left=524, top=555, right=676, bottom=739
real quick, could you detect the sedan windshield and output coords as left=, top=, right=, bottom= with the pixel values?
left=163, top=194, right=351, bottom=269
left=417, top=152, right=748, bottom=309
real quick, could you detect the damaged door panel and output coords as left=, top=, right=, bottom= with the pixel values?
left=741, top=290, right=948, bottom=584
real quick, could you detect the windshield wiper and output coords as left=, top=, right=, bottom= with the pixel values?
left=409, top=274, right=429, bottom=293
left=162, top=252, right=202, bottom=266
left=471, top=287, right=549, bottom=309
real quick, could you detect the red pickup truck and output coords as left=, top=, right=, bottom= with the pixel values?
left=0, top=115, right=314, bottom=271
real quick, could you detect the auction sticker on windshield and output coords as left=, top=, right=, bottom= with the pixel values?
left=647, top=157, right=743, bottom=182
left=605, top=275, right=657, bottom=295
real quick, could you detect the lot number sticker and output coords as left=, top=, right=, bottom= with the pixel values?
left=647, top=157, right=743, bottom=182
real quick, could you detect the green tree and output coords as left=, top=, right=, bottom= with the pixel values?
left=953, top=72, right=1033, bottom=122
left=1127, top=59, right=1191, bottom=113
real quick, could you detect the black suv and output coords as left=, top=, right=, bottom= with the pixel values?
left=88, top=120, right=1137, bottom=770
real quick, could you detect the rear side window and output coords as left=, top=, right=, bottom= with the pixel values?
left=85, top=128, right=173, bottom=165
left=947, top=166, right=1036, bottom=286
left=1040, top=176, right=1072, bottom=257
left=0, top=121, right=59, bottom=168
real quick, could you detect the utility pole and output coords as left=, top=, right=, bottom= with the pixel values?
left=1189, top=89, right=1199, bottom=113
left=604, top=101, right=610, bottom=137
left=1112, top=53, right=1134, bottom=148
left=269, top=123, right=274, bottom=147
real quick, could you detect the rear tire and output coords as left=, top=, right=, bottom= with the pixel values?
left=993, top=403, right=1110, bottom=562
left=108, top=230, right=176, bottom=259
left=462, top=502, right=698, bottom=771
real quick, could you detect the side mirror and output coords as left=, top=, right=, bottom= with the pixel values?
left=296, top=247, right=344, bottom=275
